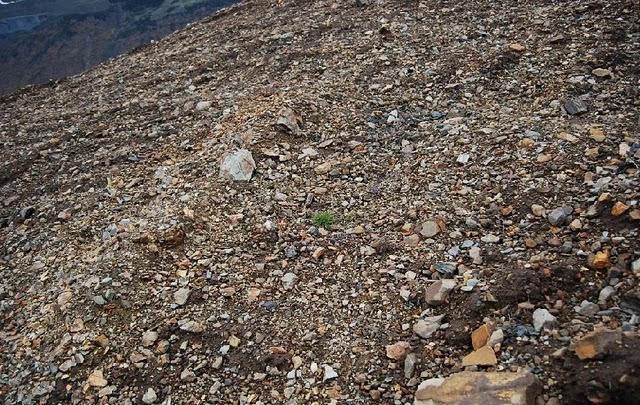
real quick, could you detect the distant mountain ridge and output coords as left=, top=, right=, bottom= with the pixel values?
left=0, top=0, right=236, bottom=94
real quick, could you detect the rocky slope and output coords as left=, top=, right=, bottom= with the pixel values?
left=0, top=0, right=639, bottom=403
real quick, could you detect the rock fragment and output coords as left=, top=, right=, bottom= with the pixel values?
left=404, top=234, right=420, bottom=247
left=487, top=329, right=504, bottom=347
left=314, top=161, right=332, bottom=175
left=413, top=315, right=444, bottom=339
left=433, top=262, right=456, bottom=277
left=480, top=234, right=500, bottom=243
left=142, top=388, right=158, bottom=404
left=425, top=279, right=456, bottom=305
left=589, top=127, right=606, bottom=142
left=590, top=250, right=610, bottom=270
left=468, top=246, right=482, bottom=264
left=573, top=328, right=622, bottom=360
left=141, top=330, right=158, bottom=347
left=532, top=308, right=557, bottom=331
left=530, top=204, right=545, bottom=217
left=547, top=206, right=572, bottom=226
left=563, top=97, right=588, bottom=115
left=180, top=320, right=205, bottom=333
left=386, top=341, right=411, bottom=360
left=323, top=365, right=338, bottom=382
left=281, top=272, right=298, bottom=290
left=574, top=300, right=599, bottom=317
left=415, top=371, right=541, bottom=405
left=592, top=68, right=612, bottom=78
left=57, top=291, right=73, bottom=310
left=419, top=221, right=440, bottom=238
left=471, top=324, right=492, bottom=350
left=598, top=286, right=615, bottom=304
left=87, top=369, right=108, bottom=388
left=462, top=345, right=497, bottom=367
left=195, top=100, right=212, bottom=111
left=611, top=201, right=629, bottom=217
left=404, top=353, right=417, bottom=378
left=174, top=287, right=190, bottom=306
left=219, top=149, right=256, bottom=181
left=276, top=107, right=303, bottom=136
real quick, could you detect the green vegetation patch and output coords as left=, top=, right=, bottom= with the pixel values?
left=311, top=211, right=335, bottom=229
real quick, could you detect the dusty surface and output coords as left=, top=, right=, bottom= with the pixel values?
left=0, top=0, right=639, bottom=404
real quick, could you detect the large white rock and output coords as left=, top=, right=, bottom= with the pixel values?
left=219, top=149, right=256, bottom=181
left=532, top=308, right=557, bottom=331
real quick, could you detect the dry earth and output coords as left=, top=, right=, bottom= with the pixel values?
left=1, top=0, right=639, bottom=404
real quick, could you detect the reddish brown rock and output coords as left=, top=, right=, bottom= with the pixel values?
left=574, top=328, right=622, bottom=360
left=611, top=201, right=629, bottom=217
left=386, top=341, right=411, bottom=361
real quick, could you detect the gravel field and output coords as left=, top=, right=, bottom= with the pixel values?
left=1, top=0, right=639, bottom=403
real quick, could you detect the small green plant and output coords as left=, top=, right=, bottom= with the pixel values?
left=311, top=211, right=335, bottom=228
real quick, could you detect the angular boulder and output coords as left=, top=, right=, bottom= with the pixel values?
left=413, top=315, right=444, bottom=339
left=415, top=371, right=541, bottom=405
left=386, top=341, right=411, bottom=361
left=532, top=308, right=557, bottom=331
left=563, top=98, right=588, bottom=115
left=219, top=149, right=256, bottom=181
left=420, top=221, right=440, bottom=238
left=573, top=328, right=621, bottom=360
left=425, top=279, right=456, bottom=305
left=471, top=324, right=492, bottom=350
left=462, top=345, right=497, bottom=367
left=276, top=107, right=302, bottom=136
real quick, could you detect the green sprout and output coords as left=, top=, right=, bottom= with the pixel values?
left=311, top=211, right=335, bottom=229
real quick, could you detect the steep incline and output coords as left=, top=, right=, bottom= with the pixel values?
left=1, top=0, right=639, bottom=403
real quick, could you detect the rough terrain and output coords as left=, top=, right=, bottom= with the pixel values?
left=0, top=0, right=639, bottom=404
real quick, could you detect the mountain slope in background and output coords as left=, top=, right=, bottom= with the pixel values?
left=0, top=0, right=236, bottom=94
left=0, top=0, right=639, bottom=404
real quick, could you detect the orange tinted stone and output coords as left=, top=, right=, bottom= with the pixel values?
left=574, top=329, right=621, bottom=360
left=471, top=324, right=492, bottom=350
left=462, top=345, right=497, bottom=366
left=611, top=201, right=629, bottom=216
left=591, top=251, right=610, bottom=270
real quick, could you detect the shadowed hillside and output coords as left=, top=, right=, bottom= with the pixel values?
left=0, top=0, right=236, bottom=94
